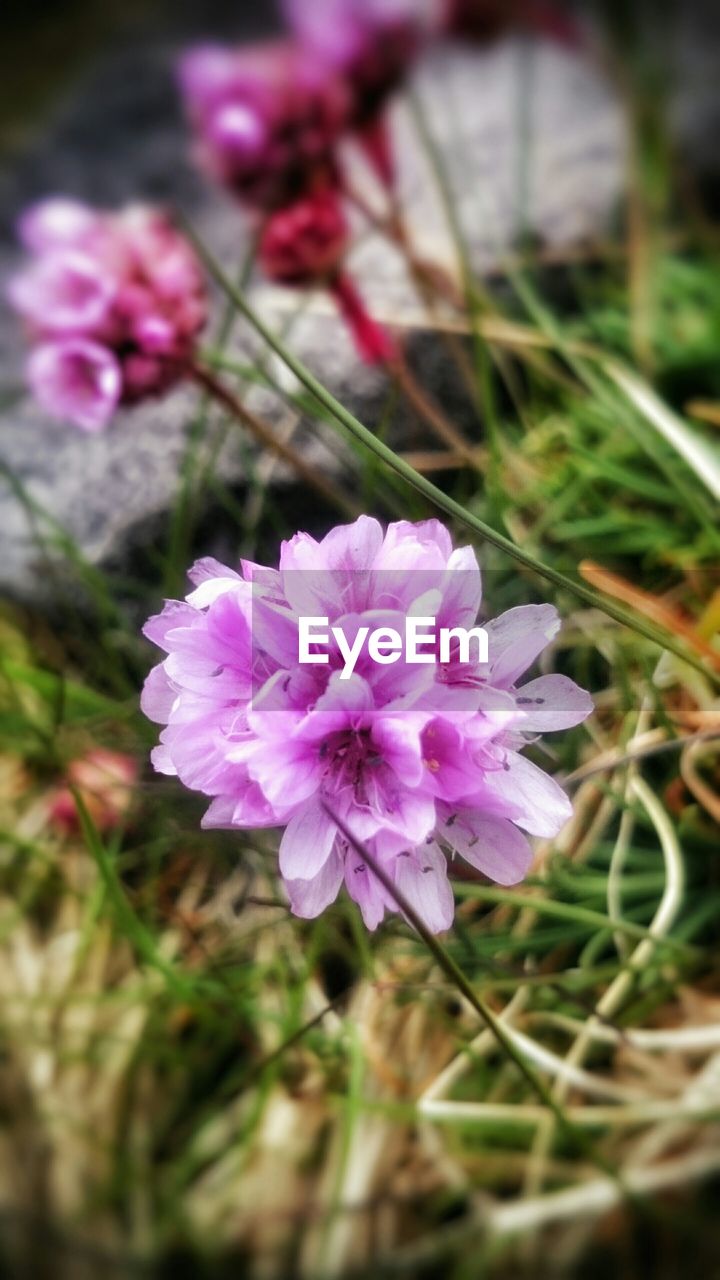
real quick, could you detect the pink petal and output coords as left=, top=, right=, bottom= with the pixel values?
left=440, top=810, right=533, bottom=885
left=188, top=555, right=242, bottom=587
left=383, top=518, right=453, bottom=562
left=17, top=198, right=103, bottom=252
left=480, top=750, right=573, bottom=838
left=150, top=744, right=176, bottom=776
left=285, top=846, right=344, bottom=918
left=8, top=250, right=115, bottom=332
left=344, top=850, right=390, bottom=931
left=279, top=802, right=337, bottom=879
left=319, top=514, right=384, bottom=571
left=246, top=738, right=322, bottom=809
left=176, top=43, right=241, bottom=113
left=395, top=842, right=454, bottom=933
left=514, top=675, right=594, bottom=732
left=140, top=663, right=177, bottom=724
left=143, top=601, right=200, bottom=650
left=371, top=712, right=427, bottom=788
left=300, top=673, right=373, bottom=738
left=202, top=782, right=287, bottom=829
left=485, top=604, right=560, bottom=687
left=27, top=340, right=121, bottom=432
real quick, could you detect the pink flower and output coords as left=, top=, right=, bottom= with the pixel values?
left=8, top=199, right=208, bottom=430
left=259, top=188, right=396, bottom=363
left=141, top=518, right=592, bottom=933
left=49, top=748, right=138, bottom=835
left=178, top=41, right=349, bottom=210
left=283, top=0, right=437, bottom=186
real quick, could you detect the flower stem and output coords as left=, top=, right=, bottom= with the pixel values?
left=389, top=348, right=484, bottom=468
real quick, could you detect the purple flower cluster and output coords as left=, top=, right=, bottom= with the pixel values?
left=178, top=41, right=350, bottom=211
left=7, top=200, right=207, bottom=431
left=141, top=518, right=592, bottom=933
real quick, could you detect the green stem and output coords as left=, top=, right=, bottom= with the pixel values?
left=179, top=218, right=717, bottom=685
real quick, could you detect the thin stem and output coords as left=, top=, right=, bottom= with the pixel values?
left=344, top=181, right=465, bottom=310
left=390, top=350, right=483, bottom=467
left=190, top=363, right=361, bottom=520
left=178, top=219, right=718, bottom=685
left=163, top=240, right=258, bottom=598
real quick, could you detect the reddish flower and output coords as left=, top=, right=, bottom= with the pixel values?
left=259, top=189, right=396, bottom=364
left=49, top=749, right=138, bottom=835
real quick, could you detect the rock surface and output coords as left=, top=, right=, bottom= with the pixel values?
left=0, top=28, right=632, bottom=599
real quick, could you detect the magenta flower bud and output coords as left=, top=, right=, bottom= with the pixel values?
left=27, top=339, right=122, bottom=433
left=259, top=187, right=348, bottom=284
left=141, top=517, right=592, bottom=933
left=259, top=188, right=396, bottom=364
left=9, top=198, right=208, bottom=430
left=131, top=314, right=178, bottom=356
left=178, top=40, right=349, bottom=210
left=208, top=102, right=268, bottom=163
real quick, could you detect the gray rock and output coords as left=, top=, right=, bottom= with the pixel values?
left=0, top=34, right=630, bottom=599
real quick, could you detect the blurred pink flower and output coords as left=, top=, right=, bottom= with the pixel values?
left=178, top=40, right=349, bottom=209
left=49, top=748, right=139, bottom=835
left=258, top=188, right=395, bottom=363
left=141, top=517, right=592, bottom=933
left=8, top=200, right=208, bottom=431
left=283, top=0, right=438, bottom=186
left=27, top=340, right=122, bottom=433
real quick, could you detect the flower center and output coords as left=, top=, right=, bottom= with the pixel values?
left=320, top=728, right=379, bottom=795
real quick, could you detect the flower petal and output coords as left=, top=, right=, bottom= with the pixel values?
left=278, top=802, right=337, bottom=880
left=8, top=250, right=115, bottom=332
left=140, top=663, right=177, bottom=724
left=395, top=842, right=454, bottom=933
left=344, top=850, right=389, bottom=931
left=27, top=340, right=121, bottom=432
left=440, top=810, right=533, bottom=885
left=514, top=675, right=594, bottom=732
left=480, top=750, right=573, bottom=838
left=17, top=198, right=104, bottom=253
left=285, top=846, right=344, bottom=918
left=485, top=604, right=560, bottom=687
